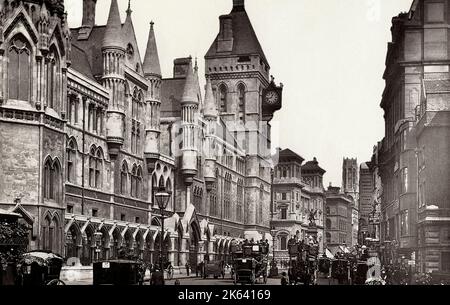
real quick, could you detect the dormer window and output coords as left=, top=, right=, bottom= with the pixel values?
left=126, top=44, right=134, bottom=59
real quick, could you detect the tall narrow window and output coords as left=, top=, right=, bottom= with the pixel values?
left=131, top=165, right=137, bottom=198
left=219, top=85, right=227, bottom=113
left=47, top=47, right=59, bottom=111
left=67, top=139, right=77, bottom=183
left=8, top=35, right=31, bottom=101
left=44, top=159, right=52, bottom=199
left=44, top=159, right=60, bottom=201
left=238, top=84, right=246, bottom=121
left=95, top=150, right=102, bottom=188
left=89, top=147, right=96, bottom=188
left=136, top=167, right=143, bottom=199
left=259, top=185, right=264, bottom=223
left=121, top=162, right=129, bottom=195
left=237, top=179, right=244, bottom=222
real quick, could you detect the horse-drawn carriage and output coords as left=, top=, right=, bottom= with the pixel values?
left=17, top=251, right=65, bottom=286
left=288, top=239, right=319, bottom=285
left=231, top=241, right=269, bottom=285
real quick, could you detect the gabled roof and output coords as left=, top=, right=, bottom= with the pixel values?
left=279, top=149, right=304, bottom=163
left=123, top=8, right=144, bottom=73
left=160, top=78, right=185, bottom=117
left=71, top=44, right=96, bottom=81
left=71, top=26, right=107, bottom=78
left=205, top=5, right=269, bottom=66
left=302, top=158, right=326, bottom=175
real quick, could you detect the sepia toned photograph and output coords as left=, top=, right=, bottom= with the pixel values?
left=0, top=0, right=449, bottom=293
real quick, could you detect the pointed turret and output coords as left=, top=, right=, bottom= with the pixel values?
left=102, top=0, right=124, bottom=50
left=102, top=0, right=126, bottom=159
left=203, top=77, right=217, bottom=119
left=181, top=58, right=198, bottom=105
left=203, top=76, right=218, bottom=190
left=143, top=21, right=161, bottom=77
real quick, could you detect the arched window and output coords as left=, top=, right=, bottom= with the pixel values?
left=224, top=173, right=232, bottom=220
left=210, top=170, right=218, bottom=217
left=8, top=35, right=31, bottom=101
left=326, top=218, right=332, bottom=230
left=47, top=46, right=60, bottom=111
left=237, top=179, right=244, bottom=222
left=89, top=147, right=102, bottom=189
left=131, top=165, right=137, bottom=197
left=44, top=158, right=61, bottom=201
left=44, top=159, right=52, bottom=200
left=121, top=162, right=129, bottom=195
left=219, top=85, right=227, bottom=113
left=279, top=234, right=288, bottom=251
left=151, top=174, right=158, bottom=207
left=136, top=167, right=143, bottom=199
left=67, top=139, right=77, bottom=183
left=258, top=185, right=264, bottom=223
left=131, top=89, right=142, bottom=155
left=326, top=232, right=331, bottom=244
left=237, top=84, right=246, bottom=121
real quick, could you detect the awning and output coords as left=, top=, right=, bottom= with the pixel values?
left=325, top=248, right=334, bottom=259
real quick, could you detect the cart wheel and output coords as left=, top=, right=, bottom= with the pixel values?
left=47, top=279, right=65, bottom=286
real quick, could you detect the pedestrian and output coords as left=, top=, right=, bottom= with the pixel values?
left=150, top=267, right=164, bottom=286
left=281, top=272, right=289, bottom=285
left=185, top=262, right=190, bottom=276
left=175, top=279, right=181, bottom=285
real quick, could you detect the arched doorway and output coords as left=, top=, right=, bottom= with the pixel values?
left=188, top=221, right=201, bottom=270
left=65, top=224, right=81, bottom=261
left=110, top=228, right=122, bottom=259
left=81, top=225, right=94, bottom=266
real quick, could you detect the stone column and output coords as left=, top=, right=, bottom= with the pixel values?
left=179, top=238, right=188, bottom=266
left=168, top=236, right=176, bottom=265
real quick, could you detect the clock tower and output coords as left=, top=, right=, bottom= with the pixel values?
left=205, top=0, right=283, bottom=239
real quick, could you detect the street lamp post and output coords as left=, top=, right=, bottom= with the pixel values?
left=155, top=188, right=172, bottom=285
left=269, top=226, right=278, bottom=277
left=94, top=231, right=103, bottom=262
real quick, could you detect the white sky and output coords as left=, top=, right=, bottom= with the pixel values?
left=65, top=0, right=413, bottom=187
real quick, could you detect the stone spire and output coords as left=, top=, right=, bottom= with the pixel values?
left=126, top=0, right=132, bottom=16
left=143, top=21, right=161, bottom=77
left=181, top=57, right=198, bottom=105
left=102, top=0, right=124, bottom=50
left=203, top=76, right=217, bottom=119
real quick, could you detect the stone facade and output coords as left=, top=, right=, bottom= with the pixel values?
left=270, top=151, right=326, bottom=262
left=378, top=0, right=450, bottom=274
left=325, top=186, right=353, bottom=254
left=0, top=0, right=282, bottom=268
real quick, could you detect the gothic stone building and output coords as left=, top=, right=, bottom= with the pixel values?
left=0, top=0, right=282, bottom=268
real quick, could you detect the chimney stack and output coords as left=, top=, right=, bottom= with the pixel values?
left=233, top=0, right=245, bottom=8
left=78, top=0, right=97, bottom=40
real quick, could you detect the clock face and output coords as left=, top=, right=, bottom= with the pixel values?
left=265, top=91, right=279, bottom=105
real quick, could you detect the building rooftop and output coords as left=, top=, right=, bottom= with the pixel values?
left=301, top=158, right=326, bottom=175
left=205, top=2, right=269, bottom=66
left=278, top=148, right=304, bottom=164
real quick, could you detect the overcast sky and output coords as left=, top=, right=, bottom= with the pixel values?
left=65, top=0, right=413, bottom=188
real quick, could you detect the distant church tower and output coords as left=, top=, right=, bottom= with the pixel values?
left=342, top=158, right=359, bottom=204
